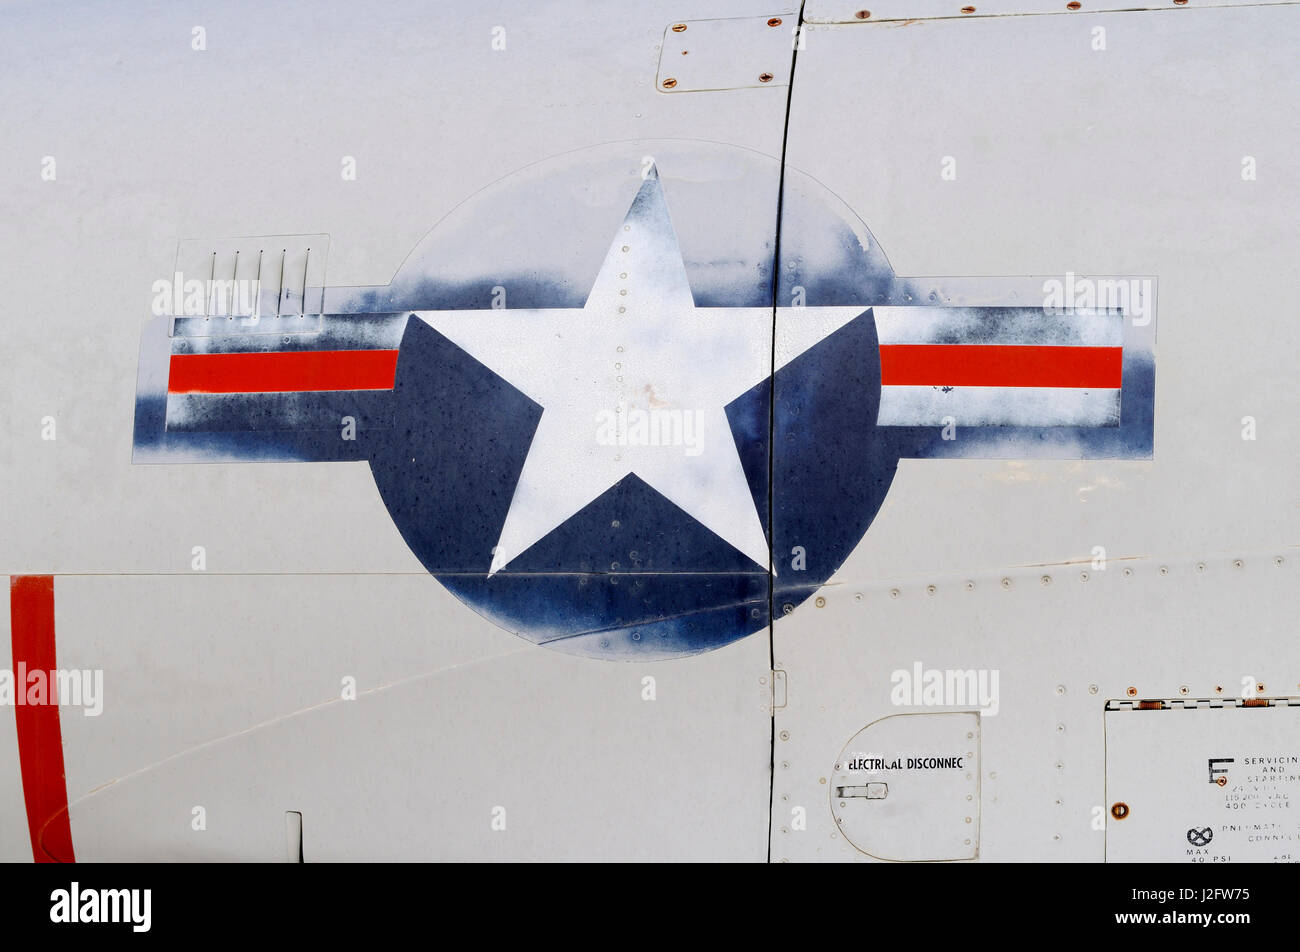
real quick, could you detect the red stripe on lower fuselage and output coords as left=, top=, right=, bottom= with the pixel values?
left=879, top=344, right=1122, bottom=388
left=167, top=349, right=400, bottom=394
left=9, top=575, right=75, bottom=863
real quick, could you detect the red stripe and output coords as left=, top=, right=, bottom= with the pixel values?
left=879, top=344, right=1122, bottom=388
left=9, top=576, right=75, bottom=863
left=168, top=349, right=400, bottom=394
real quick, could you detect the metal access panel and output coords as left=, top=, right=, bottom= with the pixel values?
left=830, top=712, right=981, bottom=862
left=1106, top=702, right=1300, bottom=863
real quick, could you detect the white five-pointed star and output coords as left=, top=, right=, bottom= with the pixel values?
left=416, top=165, right=864, bottom=575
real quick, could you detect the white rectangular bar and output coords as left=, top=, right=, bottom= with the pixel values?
left=878, top=385, right=1121, bottom=427
left=874, top=306, right=1123, bottom=347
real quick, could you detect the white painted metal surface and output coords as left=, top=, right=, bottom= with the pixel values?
left=771, top=1, right=1299, bottom=861
left=0, top=0, right=785, bottom=862
left=0, top=0, right=1296, bottom=863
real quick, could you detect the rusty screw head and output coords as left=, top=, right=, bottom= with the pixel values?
left=768, top=17, right=783, bottom=26
left=1173, top=0, right=1187, bottom=4
left=1067, top=1, right=1081, bottom=8
left=1127, top=686, right=1138, bottom=697
left=671, top=22, right=687, bottom=32
left=1216, top=775, right=1228, bottom=787
left=1111, top=802, right=1130, bottom=820
left=854, top=9, right=872, bottom=18
left=961, top=5, right=976, bottom=12
left=759, top=72, right=774, bottom=83
left=661, top=77, right=677, bottom=89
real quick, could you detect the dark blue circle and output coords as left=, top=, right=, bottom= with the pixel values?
left=365, top=148, right=911, bottom=658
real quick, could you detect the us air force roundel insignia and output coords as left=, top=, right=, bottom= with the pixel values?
left=133, top=141, right=1156, bottom=659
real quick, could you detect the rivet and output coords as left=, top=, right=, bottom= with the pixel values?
left=671, top=23, right=687, bottom=32
left=1001, top=577, right=1012, bottom=589
left=814, top=596, right=826, bottom=608
left=661, top=78, right=677, bottom=89
left=767, top=16, right=783, bottom=26
left=782, top=603, right=794, bottom=615
left=1111, top=802, right=1130, bottom=820
left=854, top=10, right=872, bottom=19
